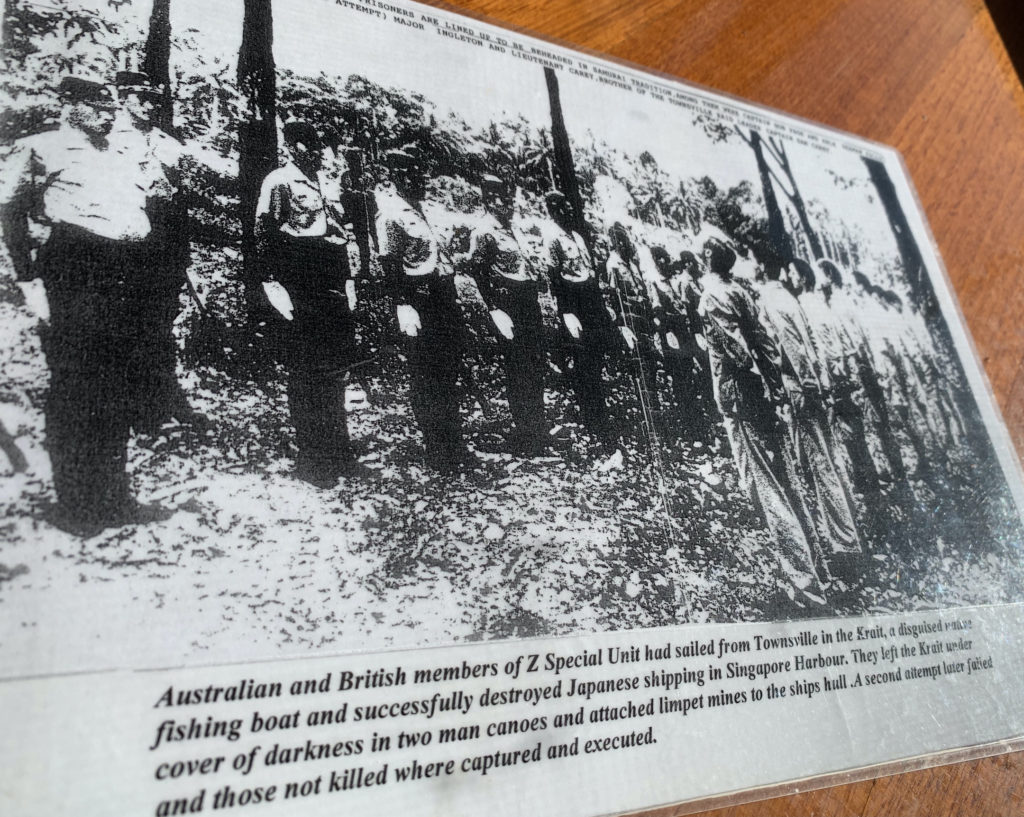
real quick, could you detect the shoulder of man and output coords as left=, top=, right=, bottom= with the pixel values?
left=758, top=280, right=787, bottom=311
left=375, top=192, right=414, bottom=255
left=0, top=130, right=75, bottom=199
left=698, top=278, right=726, bottom=314
left=261, top=164, right=300, bottom=190
left=10, top=129, right=74, bottom=166
left=149, top=128, right=188, bottom=165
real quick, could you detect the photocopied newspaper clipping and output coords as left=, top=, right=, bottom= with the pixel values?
left=1, top=0, right=1023, bottom=815
left=7, top=607, right=1024, bottom=816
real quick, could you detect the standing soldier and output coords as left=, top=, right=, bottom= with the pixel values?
left=807, top=259, right=896, bottom=553
left=255, top=120, right=368, bottom=487
left=543, top=190, right=613, bottom=450
left=0, top=76, right=172, bottom=535
left=677, top=251, right=717, bottom=440
left=698, top=238, right=825, bottom=609
left=111, top=70, right=207, bottom=433
left=375, top=146, right=475, bottom=473
left=457, top=175, right=549, bottom=457
left=605, top=223, right=661, bottom=414
left=650, top=247, right=713, bottom=442
left=759, top=255, right=863, bottom=582
left=824, top=260, right=914, bottom=548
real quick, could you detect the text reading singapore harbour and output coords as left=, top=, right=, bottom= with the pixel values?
left=153, top=630, right=866, bottom=711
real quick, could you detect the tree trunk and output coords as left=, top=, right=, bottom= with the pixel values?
left=862, top=156, right=1001, bottom=461
left=750, top=129, right=791, bottom=263
left=237, top=0, right=277, bottom=327
left=787, top=183, right=824, bottom=260
left=863, top=156, right=928, bottom=311
left=764, top=135, right=824, bottom=260
left=142, top=0, right=174, bottom=135
left=544, top=67, right=588, bottom=240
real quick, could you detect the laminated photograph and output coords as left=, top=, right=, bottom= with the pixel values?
left=1, top=0, right=1023, bottom=815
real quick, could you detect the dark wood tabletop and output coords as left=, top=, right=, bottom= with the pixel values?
left=424, top=1, right=1024, bottom=814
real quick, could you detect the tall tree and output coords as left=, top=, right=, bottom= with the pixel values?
left=237, top=0, right=277, bottom=324
left=544, top=67, right=588, bottom=240
left=142, top=0, right=174, bottom=134
left=863, top=157, right=928, bottom=311
left=761, top=132, right=823, bottom=259
left=695, top=116, right=823, bottom=261
left=863, top=156, right=1000, bottom=462
left=749, top=129, right=791, bottom=262
left=736, top=129, right=823, bottom=260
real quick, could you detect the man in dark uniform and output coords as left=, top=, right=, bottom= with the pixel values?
left=457, top=175, right=549, bottom=456
left=111, top=70, right=207, bottom=433
left=375, top=146, right=475, bottom=474
left=255, top=120, right=368, bottom=487
left=543, top=190, right=613, bottom=450
left=0, top=76, right=172, bottom=535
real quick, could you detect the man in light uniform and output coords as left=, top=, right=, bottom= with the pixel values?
left=375, top=146, right=475, bottom=473
left=255, top=120, right=366, bottom=487
left=605, top=223, right=662, bottom=414
left=110, top=70, right=206, bottom=433
left=650, top=247, right=714, bottom=442
left=0, top=76, right=172, bottom=534
left=543, top=190, right=613, bottom=450
left=824, top=260, right=914, bottom=549
left=759, top=254, right=862, bottom=583
left=457, top=175, right=549, bottom=456
left=698, top=238, right=824, bottom=608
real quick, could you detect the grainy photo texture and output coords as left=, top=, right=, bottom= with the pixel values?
left=1, top=0, right=1022, bottom=679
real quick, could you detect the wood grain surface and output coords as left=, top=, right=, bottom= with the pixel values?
left=420, top=1, right=1024, bottom=814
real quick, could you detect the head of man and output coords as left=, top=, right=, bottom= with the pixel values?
left=115, top=71, right=161, bottom=130
left=852, top=270, right=874, bottom=295
left=754, top=237, right=788, bottom=283
left=788, top=258, right=816, bottom=296
left=650, top=245, right=673, bottom=279
left=702, top=237, right=736, bottom=279
left=60, top=76, right=116, bottom=139
left=320, top=123, right=344, bottom=154
left=282, top=121, right=324, bottom=178
left=387, top=146, right=427, bottom=203
left=545, top=190, right=572, bottom=232
left=481, top=174, right=514, bottom=224
left=319, top=124, right=349, bottom=176
left=609, top=223, right=634, bottom=263
left=817, top=258, right=844, bottom=291
left=678, top=250, right=701, bottom=280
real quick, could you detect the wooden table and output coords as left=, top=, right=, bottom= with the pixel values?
left=428, top=1, right=1024, bottom=813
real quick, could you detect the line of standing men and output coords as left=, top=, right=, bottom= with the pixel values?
left=258, top=126, right=632, bottom=482
left=254, top=120, right=872, bottom=610
left=2, top=95, right=966, bottom=616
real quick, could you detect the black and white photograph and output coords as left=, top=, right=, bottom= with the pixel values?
left=1, top=0, right=1023, bottom=680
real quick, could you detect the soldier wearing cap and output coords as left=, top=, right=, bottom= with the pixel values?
left=543, top=190, right=613, bottom=450
left=111, top=70, right=206, bottom=432
left=255, top=120, right=368, bottom=487
left=0, top=76, right=172, bottom=534
left=375, top=146, right=476, bottom=473
left=457, top=174, right=550, bottom=457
